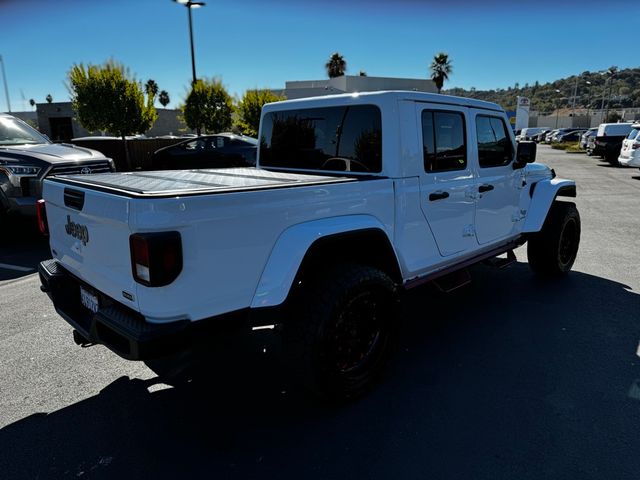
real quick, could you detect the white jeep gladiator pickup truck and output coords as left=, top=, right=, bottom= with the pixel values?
left=39, top=91, right=580, bottom=399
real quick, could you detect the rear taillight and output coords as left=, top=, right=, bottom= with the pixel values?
left=36, top=199, right=48, bottom=236
left=633, top=143, right=640, bottom=150
left=129, top=232, right=182, bottom=287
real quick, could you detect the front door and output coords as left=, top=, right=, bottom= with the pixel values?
left=471, top=111, right=524, bottom=245
left=418, top=105, right=477, bottom=257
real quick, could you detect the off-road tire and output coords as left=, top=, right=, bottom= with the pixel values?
left=527, top=201, right=581, bottom=277
left=284, top=263, right=399, bottom=401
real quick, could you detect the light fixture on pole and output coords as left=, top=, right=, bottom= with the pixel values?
left=173, top=0, right=206, bottom=86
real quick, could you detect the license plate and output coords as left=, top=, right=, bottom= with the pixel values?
left=80, top=287, right=99, bottom=313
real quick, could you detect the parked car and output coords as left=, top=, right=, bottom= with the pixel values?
left=535, top=129, right=553, bottom=143
left=580, top=128, right=597, bottom=149
left=151, top=133, right=258, bottom=170
left=550, top=128, right=583, bottom=143
left=544, top=129, right=560, bottom=143
left=588, top=123, right=634, bottom=163
left=0, top=113, right=114, bottom=220
left=555, top=129, right=587, bottom=143
left=520, top=127, right=550, bottom=141
left=38, top=91, right=581, bottom=400
left=617, top=123, right=640, bottom=168
left=514, top=129, right=522, bottom=142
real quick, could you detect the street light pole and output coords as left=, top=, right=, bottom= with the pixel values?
left=555, top=89, right=561, bottom=129
left=0, top=54, right=11, bottom=113
left=174, top=0, right=206, bottom=135
left=187, top=5, right=197, bottom=85
left=585, top=80, right=592, bottom=128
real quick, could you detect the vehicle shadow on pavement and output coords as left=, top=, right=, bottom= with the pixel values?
left=1, top=262, right=640, bottom=479
left=0, top=216, right=50, bottom=281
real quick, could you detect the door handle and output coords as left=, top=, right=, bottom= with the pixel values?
left=429, top=191, right=450, bottom=201
left=478, top=184, right=494, bottom=193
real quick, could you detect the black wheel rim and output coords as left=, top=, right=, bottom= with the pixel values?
left=326, top=291, right=386, bottom=374
left=558, top=218, right=578, bottom=267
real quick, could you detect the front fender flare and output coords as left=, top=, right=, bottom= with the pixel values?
left=251, top=215, right=392, bottom=308
left=522, top=178, right=576, bottom=233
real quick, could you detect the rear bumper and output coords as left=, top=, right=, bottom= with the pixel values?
left=38, top=259, right=279, bottom=361
left=618, top=153, right=640, bottom=167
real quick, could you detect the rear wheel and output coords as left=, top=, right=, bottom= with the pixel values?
left=284, top=264, right=399, bottom=401
left=527, top=201, right=581, bottom=277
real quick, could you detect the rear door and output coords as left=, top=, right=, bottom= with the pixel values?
left=417, top=104, right=477, bottom=257
left=471, top=111, right=524, bottom=245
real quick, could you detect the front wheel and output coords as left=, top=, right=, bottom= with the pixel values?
left=527, top=201, right=581, bottom=277
left=284, top=264, right=399, bottom=401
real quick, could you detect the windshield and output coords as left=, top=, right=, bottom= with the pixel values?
left=0, top=116, right=49, bottom=146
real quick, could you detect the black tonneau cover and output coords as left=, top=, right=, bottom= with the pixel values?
left=48, top=168, right=355, bottom=198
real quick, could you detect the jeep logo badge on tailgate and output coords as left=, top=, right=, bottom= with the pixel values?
left=65, top=215, right=89, bottom=245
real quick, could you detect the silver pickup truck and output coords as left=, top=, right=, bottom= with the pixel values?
left=39, top=91, right=580, bottom=400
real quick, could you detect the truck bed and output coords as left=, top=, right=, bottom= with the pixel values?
left=49, top=167, right=354, bottom=198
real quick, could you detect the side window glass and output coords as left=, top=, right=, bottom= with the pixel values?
left=476, top=116, right=513, bottom=168
left=185, top=139, right=205, bottom=150
left=422, top=110, right=467, bottom=172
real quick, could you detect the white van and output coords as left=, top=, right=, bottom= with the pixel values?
left=597, top=123, right=634, bottom=137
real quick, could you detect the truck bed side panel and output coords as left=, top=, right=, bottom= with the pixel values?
left=130, top=179, right=395, bottom=322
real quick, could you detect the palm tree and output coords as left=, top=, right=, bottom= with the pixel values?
left=325, top=53, right=347, bottom=78
left=29, top=98, right=36, bottom=109
left=45, top=94, right=53, bottom=103
left=429, top=52, right=453, bottom=94
left=145, top=79, right=159, bottom=104
left=159, top=90, right=170, bottom=108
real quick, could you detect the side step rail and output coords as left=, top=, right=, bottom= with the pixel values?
left=483, top=249, right=517, bottom=269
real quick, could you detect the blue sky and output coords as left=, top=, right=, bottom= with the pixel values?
left=0, top=0, right=636, bottom=111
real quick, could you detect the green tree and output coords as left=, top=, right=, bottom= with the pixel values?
left=430, top=52, right=452, bottom=94
left=325, top=53, right=347, bottom=78
left=235, top=89, right=285, bottom=136
left=359, top=70, right=367, bottom=77
left=45, top=94, right=53, bottom=103
left=159, top=90, right=170, bottom=108
left=68, top=60, right=157, bottom=170
left=29, top=98, right=35, bottom=109
left=182, top=78, right=233, bottom=134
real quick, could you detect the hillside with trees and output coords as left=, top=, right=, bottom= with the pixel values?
left=445, top=67, right=640, bottom=113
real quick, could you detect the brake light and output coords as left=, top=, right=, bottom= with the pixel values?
left=36, top=199, right=48, bottom=236
left=129, top=232, right=182, bottom=287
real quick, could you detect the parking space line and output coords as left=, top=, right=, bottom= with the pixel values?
left=0, top=263, right=34, bottom=272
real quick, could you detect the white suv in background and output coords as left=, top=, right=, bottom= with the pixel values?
left=618, top=123, right=640, bottom=168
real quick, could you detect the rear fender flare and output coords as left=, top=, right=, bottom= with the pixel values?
left=250, top=215, right=394, bottom=308
left=522, top=178, right=576, bottom=233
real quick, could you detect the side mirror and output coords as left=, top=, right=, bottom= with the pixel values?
left=514, top=141, right=536, bottom=169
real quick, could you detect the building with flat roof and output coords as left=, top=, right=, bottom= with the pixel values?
left=284, top=75, right=437, bottom=99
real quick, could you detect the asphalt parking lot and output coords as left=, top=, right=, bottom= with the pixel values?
left=1, top=145, right=639, bottom=479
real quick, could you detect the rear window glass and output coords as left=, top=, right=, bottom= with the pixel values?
left=422, top=110, right=467, bottom=172
left=260, top=105, right=382, bottom=173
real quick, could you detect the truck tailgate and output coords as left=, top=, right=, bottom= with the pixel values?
left=43, top=179, right=138, bottom=310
